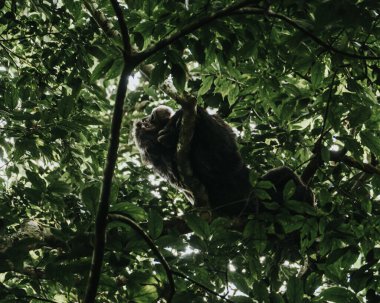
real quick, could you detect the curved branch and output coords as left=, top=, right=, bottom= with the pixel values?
left=109, top=214, right=175, bottom=302
left=171, top=270, right=236, bottom=303
left=137, top=0, right=253, bottom=63
left=237, top=7, right=380, bottom=60
left=83, top=0, right=119, bottom=39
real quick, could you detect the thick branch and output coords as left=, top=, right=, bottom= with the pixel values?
left=109, top=214, right=175, bottom=302
left=302, top=149, right=380, bottom=185
left=301, top=154, right=322, bottom=185
left=331, top=151, right=380, bottom=175
left=83, top=1, right=119, bottom=38
left=84, top=1, right=136, bottom=301
left=84, top=64, right=131, bottom=303
left=109, top=0, right=131, bottom=55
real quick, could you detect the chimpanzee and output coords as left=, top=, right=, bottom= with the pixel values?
left=133, top=105, right=313, bottom=216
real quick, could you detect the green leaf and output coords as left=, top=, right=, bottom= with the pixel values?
left=256, top=180, right=274, bottom=190
left=135, top=20, right=155, bottom=37
left=65, top=0, right=82, bottom=19
left=254, top=188, right=272, bottom=201
left=305, top=272, right=322, bottom=295
left=150, top=62, right=167, bottom=86
left=106, top=58, right=124, bottom=80
left=348, top=106, right=372, bottom=127
left=318, top=287, right=360, bottom=303
left=91, top=57, right=115, bottom=81
left=25, top=170, right=46, bottom=190
left=198, top=76, right=213, bottom=96
left=360, top=130, right=380, bottom=155
left=283, top=180, right=296, bottom=201
left=227, top=83, right=239, bottom=105
left=252, top=281, right=269, bottom=303
left=286, top=276, right=303, bottom=303
left=4, top=86, right=18, bottom=110
left=171, top=63, right=186, bottom=91
left=58, top=96, right=75, bottom=118
left=81, top=183, right=100, bottom=215
left=285, top=200, right=316, bottom=215
left=148, top=210, right=163, bottom=239
left=184, top=214, right=210, bottom=239
left=48, top=180, right=71, bottom=194
left=110, top=203, right=147, bottom=221
left=311, top=62, right=324, bottom=89
left=229, top=272, right=250, bottom=294
left=269, top=293, right=285, bottom=303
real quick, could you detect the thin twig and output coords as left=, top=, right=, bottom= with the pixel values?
left=301, top=73, right=337, bottom=184
left=24, top=296, right=57, bottom=303
left=109, top=213, right=175, bottom=301
left=319, top=72, right=337, bottom=144
left=236, top=7, right=380, bottom=60
left=0, top=32, right=61, bottom=42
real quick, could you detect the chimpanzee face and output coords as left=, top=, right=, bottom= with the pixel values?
left=133, top=105, right=175, bottom=151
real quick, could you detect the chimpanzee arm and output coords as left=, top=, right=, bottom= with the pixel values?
left=261, top=166, right=314, bottom=205
left=157, top=110, right=182, bottom=148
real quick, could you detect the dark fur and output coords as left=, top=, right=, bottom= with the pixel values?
left=133, top=106, right=313, bottom=216
left=133, top=106, right=252, bottom=215
left=261, top=166, right=314, bottom=205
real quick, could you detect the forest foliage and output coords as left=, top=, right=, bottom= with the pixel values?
left=1, top=0, right=380, bottom=302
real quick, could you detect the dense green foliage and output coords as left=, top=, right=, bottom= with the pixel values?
left=1, top=0, right=380, bottom=302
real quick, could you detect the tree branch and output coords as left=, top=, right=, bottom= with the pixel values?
left=109, top=0, right=131, bottom=56
left=84, top=2, right=135, bottom=300
left=176, top=95, right=210, bottom=211
left=137, top=0, right=253, bottom=63
left=83, top=0, right=119, bottom=39
left=330, top=150, right=380, bottom=176
left=171, top=270, right=236, bottom=303
left=236, top=7, right=380, bottom=60
left=301, top=73, right=337, bottom=185
left=84, top=64, right=132, bottom=303
left=109, top=214, right=175, bottom=302
left=139, top=64, right=188, bottom=105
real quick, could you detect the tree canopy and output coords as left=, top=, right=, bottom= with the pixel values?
left=1, top=0, right=380, bottom=302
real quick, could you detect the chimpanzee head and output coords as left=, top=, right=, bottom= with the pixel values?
left=133, top=105, right=174, bottom=157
